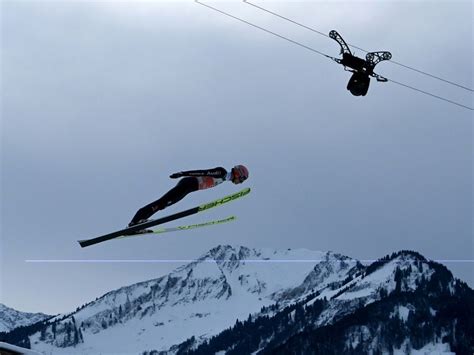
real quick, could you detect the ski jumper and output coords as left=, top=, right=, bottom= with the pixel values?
left=129, top=167, right=230, bottom=225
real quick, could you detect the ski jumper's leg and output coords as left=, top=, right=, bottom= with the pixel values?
left=129, top=177, right=199, bottom=224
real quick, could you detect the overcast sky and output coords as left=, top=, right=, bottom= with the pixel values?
left=1, top=0, right=472, bottom=315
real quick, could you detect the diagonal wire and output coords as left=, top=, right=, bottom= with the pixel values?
left=245, top=0, right=330, bottom=38
left=196, top=1, right=473, bottom=111
left=389, top=79, right=473, bottom=110
left=244, top=0, right=474, bottom=92
left=195, top=0, right=335, bottom=61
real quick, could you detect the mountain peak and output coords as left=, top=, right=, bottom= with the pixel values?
left=204, top=244, right=252, bottom=261
left=6, top=246, right=469, bottom=355
left=389, top=250, right=427, bottom=262
left=0, top=304, right=51, bottom=333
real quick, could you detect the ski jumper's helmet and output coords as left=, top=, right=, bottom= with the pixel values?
left=232, top=165, right=249, bottom=183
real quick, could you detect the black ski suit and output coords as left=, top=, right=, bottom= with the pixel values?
left=129, top=167, right=228, bottom=225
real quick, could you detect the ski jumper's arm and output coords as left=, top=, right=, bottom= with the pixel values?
left=170, top=167, right=228, bottom=179
left=170, top=167, right=231, bottom=190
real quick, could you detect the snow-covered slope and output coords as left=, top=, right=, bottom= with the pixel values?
left=184, top=250, right=473, bottom=355
left=10, top=246, right=470, bottom=355
left=0, top=304, right=50, bottom=333
left=314, top=251, right=438, bottom=326
left=29, top=245, right=358, bottom=354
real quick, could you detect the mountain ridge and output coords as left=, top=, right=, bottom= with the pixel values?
left=0, top=304, right=51, bottom=333
left=180, top=249, right=473, bottom=355
left=1, top=246, right=472, bottom=354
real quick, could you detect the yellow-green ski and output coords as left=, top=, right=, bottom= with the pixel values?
left=118, top=216, right=236, bottom=239
left=79, top=188, right=250, bottom=247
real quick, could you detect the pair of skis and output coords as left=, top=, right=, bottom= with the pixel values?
left=78, top=188, right=250, bottom=248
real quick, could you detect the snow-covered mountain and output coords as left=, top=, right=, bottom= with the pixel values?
left=0, top=304, right=50, bottom=333
left=8, top=245, right=360, bottom=354
left=184, top=250, right=473, bottom=355
left=1, top=246, right=472, bottom=354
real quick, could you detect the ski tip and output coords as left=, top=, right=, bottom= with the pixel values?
left=78, top=239, right=95, bottom=248
left=198, top=187, right=251, bottom=212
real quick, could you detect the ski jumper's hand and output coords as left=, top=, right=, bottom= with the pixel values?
left=170, top=172, right=183, bottom=179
